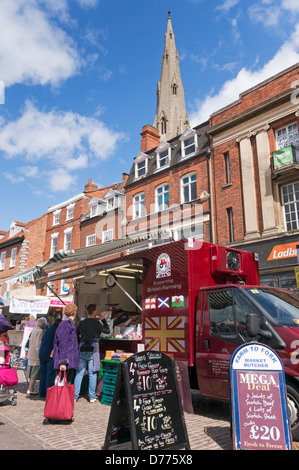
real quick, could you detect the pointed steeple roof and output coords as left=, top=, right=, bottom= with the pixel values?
left=153, top=12, right=190, bottom=141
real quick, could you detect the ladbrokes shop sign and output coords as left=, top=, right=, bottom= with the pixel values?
left=235, top=234, right=299, bottom=288
left=267, top=242, right=298, bottom=261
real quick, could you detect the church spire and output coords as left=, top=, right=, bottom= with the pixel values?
left=153, top=12, right=190, bottom=141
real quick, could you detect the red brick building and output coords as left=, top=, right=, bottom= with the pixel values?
left=124, top=123, right=211, bottom=244
left=209, top=63, right=299, bottom=287
left=80, top=174, right=128, bottom=248
left=44, top=177, right=128, bottom=301
left=0, top=216, right=46, bottom=302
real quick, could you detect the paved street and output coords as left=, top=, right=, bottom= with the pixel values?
left=0, top=370, right=233, bottom=451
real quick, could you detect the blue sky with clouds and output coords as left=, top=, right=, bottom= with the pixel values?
left=1, top=0, right=299, bottom=231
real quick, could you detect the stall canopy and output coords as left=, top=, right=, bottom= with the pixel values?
left=34, top=236, right=155, bottom=284
left=1, top=262, right=48, bottom=288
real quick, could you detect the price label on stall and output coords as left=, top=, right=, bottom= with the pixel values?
left=103, top=351, right=190, bottom=451
left=230, top=343, right=292, bottom=450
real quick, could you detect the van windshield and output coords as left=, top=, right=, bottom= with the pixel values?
left=244, top=287, right=299, bottom=327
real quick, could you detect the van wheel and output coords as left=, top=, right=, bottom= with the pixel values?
left=286, top=384, right=299, bottom=441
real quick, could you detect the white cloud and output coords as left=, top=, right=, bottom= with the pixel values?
left=49, top=168, right=77, bottom=192
left=0, top=0, right=82, bottom=87
left=215, top=0, right=240, bottom=12
left=282, top=0, right=299, bottom=13
left=190, top=23, right=299, bottom=124
left=248, top=3, right=281, bottom=27
left=0, top=101, right=126, bottom=192
left=76, top=0, right=98, bottom=7
left=19, top=165, right=40, bottom=178
left=3, top=172, right=25, bottom=184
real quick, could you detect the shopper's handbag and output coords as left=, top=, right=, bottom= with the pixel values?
left=44, top=371, right=74, bottom=421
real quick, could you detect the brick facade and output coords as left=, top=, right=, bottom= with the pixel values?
left=210, top=140, right=244, bottom=245
left=125, top=122, right=211, bottom=242
left=209, top=63, right=299, bottom=287
left=44, top=178, right=127, bottom=298
left=0, top=215, right=47, bottom=298
left=211, top=65, right=299, bottom=127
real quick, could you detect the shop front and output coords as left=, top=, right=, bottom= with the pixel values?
left=235, top=233, right=299, bottom=289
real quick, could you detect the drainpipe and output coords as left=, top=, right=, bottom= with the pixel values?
left=206, top=152, right=213, bottom=243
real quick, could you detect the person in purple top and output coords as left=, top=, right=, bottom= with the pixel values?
left=0, top=314, right=10, bottom=335
left=53, top=303, right=79, bottom=384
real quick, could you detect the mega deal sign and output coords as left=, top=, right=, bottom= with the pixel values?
left=230, top=343, right=292, bottom=450
left=267, top=242, right=298, bottom=261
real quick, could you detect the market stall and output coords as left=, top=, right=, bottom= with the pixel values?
left=75, top=261, right=144, bottom=358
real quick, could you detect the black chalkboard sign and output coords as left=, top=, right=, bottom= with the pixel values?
left=102, top=351, right=190, bottom=451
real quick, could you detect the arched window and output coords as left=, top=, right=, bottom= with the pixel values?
left=172, top=84, right=177, bottom=95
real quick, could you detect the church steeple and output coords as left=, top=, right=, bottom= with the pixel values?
left=153, top=12, right=190, bottom=141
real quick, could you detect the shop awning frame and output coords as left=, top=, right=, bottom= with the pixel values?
left=34, top=235, right=160, bottom=284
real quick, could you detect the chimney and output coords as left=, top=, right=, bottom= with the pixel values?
left=122, top=172, right=129, bottom=186
left=140, top=125, right=160, bottom=153
left=84, top=179, right=98, bottom=192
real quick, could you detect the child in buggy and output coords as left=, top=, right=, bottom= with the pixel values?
left=0, top=340, right=18, bottom=406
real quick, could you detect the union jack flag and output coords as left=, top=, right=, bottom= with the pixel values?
left=144, top=316, right=185, bottom=354
left=156, top=267, right=171, bottom=278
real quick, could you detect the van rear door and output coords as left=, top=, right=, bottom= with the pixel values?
left=196, top=288, right=265, bottom=400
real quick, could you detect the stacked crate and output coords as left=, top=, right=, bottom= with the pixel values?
left=100, top=360, right=120, bottom=406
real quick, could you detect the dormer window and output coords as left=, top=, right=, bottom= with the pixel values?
left=134, top=152, right=149, bottom=179
left=88, top=197, right=106, bottom=219
left=137, top=160, right=146, bottom=177
left=9, top=226, right=15, bottom=238
left=159, top=149, right=169, bottom=167
left=104, top=189, right=124, bottom=212
left=107, top=197, right=115, bottom=211
left=156, top=141, right=171, bottom=170
left=180, top=128, right=198, bottom=159
left=9, top=221, right=22, bottom=238
left=90, top=204, right=98, bottom=217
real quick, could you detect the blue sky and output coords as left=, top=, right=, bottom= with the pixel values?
left=1, top=0, right=299, bottom=231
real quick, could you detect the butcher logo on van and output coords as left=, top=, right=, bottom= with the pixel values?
left=156, top=253, right=171, bottom=278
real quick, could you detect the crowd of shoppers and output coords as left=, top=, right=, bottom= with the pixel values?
left=3, top=303, right=110, bottom=402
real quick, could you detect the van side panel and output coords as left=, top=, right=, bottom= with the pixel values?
left=142, top=240, right=190, bottom=363
left=141, top=239, right=260, bottom=366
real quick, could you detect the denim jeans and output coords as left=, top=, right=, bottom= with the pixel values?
left=74, top=351, right=97, bottom=401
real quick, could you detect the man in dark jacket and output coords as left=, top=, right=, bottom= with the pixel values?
left=39, top=318, right=62, bottom=397
left=74, top=304, right=109, bottom=402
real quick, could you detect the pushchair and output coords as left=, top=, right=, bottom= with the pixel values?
left=0, top=343, right=18, bottom=406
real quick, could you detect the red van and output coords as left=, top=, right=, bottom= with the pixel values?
left=138, top=239, right=299, bottom=440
